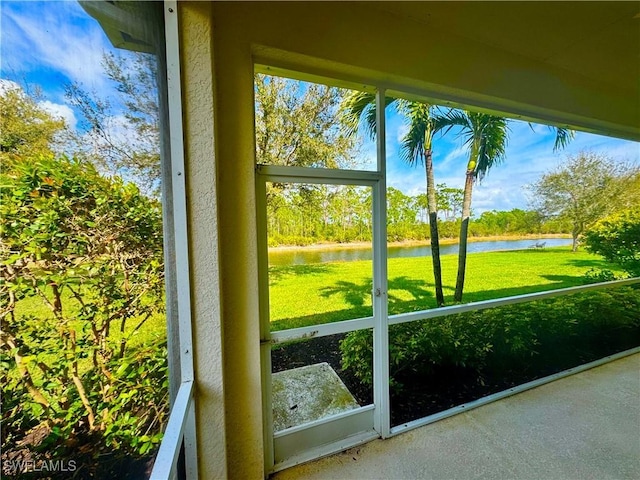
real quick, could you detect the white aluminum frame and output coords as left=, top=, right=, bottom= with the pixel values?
left=273, top=406, right=378, bottom=472
left=372, top=89, right=390, bottom=439
left=389, top=277, right=640, bottom=326
left=256, top=170, right=275, bottom=474
left=149, top=380, right=194, bottom=480
left=150, top=3, right=197, bottom=479
left=254, top=65, right=640, bottom=474
left=256, top=157, right=389, bottom=471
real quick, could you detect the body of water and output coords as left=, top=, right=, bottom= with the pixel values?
left=268, top=238, right=573, bottom=266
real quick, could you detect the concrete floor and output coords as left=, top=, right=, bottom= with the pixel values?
left=273, top=353, right=640, bottom=480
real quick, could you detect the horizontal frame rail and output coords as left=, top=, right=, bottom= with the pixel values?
left=389, top=277, right=640, bottom=326
left=256, top=164, right=382, bottom=185
left=268, top=279, right=639, bottom=343
left=150, top=380, right=194, bottom=480
left=274, top=404, right=375, bottom=438
left=270, top=316, right=374, bottom=343
left=273, top=406, right=377, bottom=472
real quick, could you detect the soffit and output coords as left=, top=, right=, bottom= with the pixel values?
left=372, top=1, right=640, bottom=95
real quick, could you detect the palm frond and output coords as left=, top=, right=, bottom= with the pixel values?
left=338, top=91, right=396, bottom=140
left=475, top=114, right=509, bottom=181
left=438, top=108, right=473, bottom=145
left=550, top=126, right=575, bottom=151
left=338, top=90, right=376, bottom=138
left=399, top=102, right=431, bottom=167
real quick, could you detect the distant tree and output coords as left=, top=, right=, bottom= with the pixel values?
left=256, top=74, right=361, bottom=245
left=387, top=187, right=417, bottom=240
left=530, top=151, right=640, bottom=252
left=584, top=207, right=640, bottom=277
left=471, top=209, right=543, bottom=236
left=65, top=51, right=160, bottom=194
left=414, top=193, right=429, bottom=224
left=436, top=184, right=464, bottom=221
left=255, top=74, right=357, bottom=169
left=0, top=82, right=65, bottom=161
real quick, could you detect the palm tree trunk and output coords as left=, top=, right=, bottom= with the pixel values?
left=454, top=170, right=475, bottom=302
left=425, top=148, right=444, bottom=307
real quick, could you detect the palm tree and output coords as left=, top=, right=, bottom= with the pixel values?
left=341, top=93, right=447, bottom=306
left=436, top=111, right=509, bottom=302
left=438, top=109, right=574, bottom=302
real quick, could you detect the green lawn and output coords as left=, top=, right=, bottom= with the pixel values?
left=14, top=288, right=166, bottom=351
left=14, top=247, right=623, bottom=337
left=268, top=247, right=623, bottom=331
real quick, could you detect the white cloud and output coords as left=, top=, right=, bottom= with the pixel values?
left=0, top=79, right=21, bottom=94
left=1, top=78, right=78, bottom=131
left=395, top=123, right=409, bottom=143
left=438, top=144, right=467, bottom=170
left=2, top=2, right=113, bottom=91
left=39, top=100, right=78, bottom=130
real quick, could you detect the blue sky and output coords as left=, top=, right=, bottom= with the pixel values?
left=377, top=110, right=639, bottom=214
left=2, top=1, right=639, bottom=214
left=1, top=1, right=123, bottom=129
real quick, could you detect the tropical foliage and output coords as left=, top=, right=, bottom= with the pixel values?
left=341, top=93, right=450, bottom=305
left=0, top=155, right=167, bottom=461
left=435, top=110, right=510, bottom=301
left=341, top=286, right=640, bottom=390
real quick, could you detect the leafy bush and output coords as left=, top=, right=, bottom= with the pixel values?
left=341, top=287, right=640, bottom=391
left=582, top=268, right=620, bottom=284
left=0, top=155, right=167, bottom=460
left=584, top=207, right=640, bottom=277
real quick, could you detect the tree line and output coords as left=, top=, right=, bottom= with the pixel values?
left=266, top=184, right=570, bottom=247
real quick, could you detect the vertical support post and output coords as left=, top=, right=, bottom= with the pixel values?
left=164, top=2, right=198, bottom=478
left=256, top=170, right=275, bottom=474
left=372, top=88, right=390, bottom=438
left=156, top=5, right=180, bottom=407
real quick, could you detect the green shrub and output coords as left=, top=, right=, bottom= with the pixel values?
left=582, top=268, right=620, bottom=284
left=584, top=207, right=640, bottom=277
left=341, top=287, right=640, bottom=391
left=0, top=155, right=167, bottom=459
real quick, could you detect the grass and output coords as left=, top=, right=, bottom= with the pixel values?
left=13, top=247, right=624, bottom=337
left=14, top=289, right=166, bottom=349
left=12, top=287, right=166, bottom=383
left=268, top=247, right=625, bottom=331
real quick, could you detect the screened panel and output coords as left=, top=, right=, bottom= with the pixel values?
left=254, top=74, right=377, bottom=171
left=271, top=330, right=374, bottom=433
left=267, top=183, right=374, bottom=331
left=387, top=284, right=640, bottom=427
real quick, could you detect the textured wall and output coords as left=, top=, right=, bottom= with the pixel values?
left=179, top=3, right=228, bottom=479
